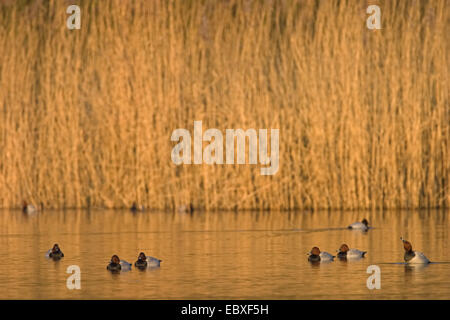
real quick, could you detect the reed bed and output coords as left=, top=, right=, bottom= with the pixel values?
left=0, top=0, right=448, bottom=210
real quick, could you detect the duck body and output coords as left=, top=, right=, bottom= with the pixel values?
left=120, top=260, right=132, bottom=270
left=404, top=251, right=430, bottom=264
left=134, top=252, right=162, bottom=269
left=348, top=222, right=368, bottom=231
left=22, top=201, right=38, bottom=214
left=147, top=256, right=162, bottom=267
left=107, top=263, right=122, bottom=271
left=134, top=260, right=148, bottom=268
left=49, top=250, right=64, bottom=259
left=130, top=202, right=144, bottom=213
left=347, top=219, right=369, bottom=231
left=338, top=249, right=367, bottom=259
left=337, top=244, right=367, bottom=260
left=178, top=203, right=194, bottom=214
left=318, top=252, right=335, bottom=262
left=308, top=254, right=321, bottom=262
left=307, top=247, right=335, bottom=262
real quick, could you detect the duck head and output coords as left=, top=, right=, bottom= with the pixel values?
left=310, top=247, right=321, bottom=256
left=52, top=243, right=61, bottom=253
left=111, top=255, right=120, bottom=265
left=362, top=219, right=369, bottom=227
left=138, top=252, right=147, bottom=261
left=22, top=201, right=28, bottom=212
left=338, top=244, right=350, bottom=253
left=400, top=237, right=413, bottom=253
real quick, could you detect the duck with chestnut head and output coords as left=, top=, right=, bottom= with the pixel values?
left=107, top=255, right=122, bottom=271
left=135, top=252, right=148, bottom=269
left=337, top=244, right=367, bottom=260
left=177, top=203, right=194, bottom=214
left=22, top=201, right=38, bottom=214
left=107, top=255, right=132, bottom=272
left=400, top=237, right=430, bottom=264
left=134, top=252, right=162, bottom=269
left=307, top=247, right=335, bottom=262
left=48, top=244, right=64, bottom=259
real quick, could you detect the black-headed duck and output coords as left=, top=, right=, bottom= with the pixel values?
left=347, top=218, right=369, bottom=231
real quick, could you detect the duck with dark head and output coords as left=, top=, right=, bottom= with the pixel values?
left=347, top=218, right=369, bottom=231
left=134, top=252, right=162, bottom=268
left=130, top=202, right=144, bottom=213
left=49, top=244, right=64, bottom=259
left=107, top=255, right=122, bottom=271
left=134, top=252, right=148, bottom=269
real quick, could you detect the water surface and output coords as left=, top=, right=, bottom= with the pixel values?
left=0, top=209, right=449, bottom=299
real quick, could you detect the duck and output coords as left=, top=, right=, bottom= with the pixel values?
left=400, top=237, right=430, bottom=264
left=22, top=201, right=38, bottom=214
left=107, top=255, right=122, bottom=271
left=130, top=202, right=144, bottom=213
left=135, top=252, right=162, bottom=268
left=347, top=218, right=370, bottom=231
left=337, top=244, right=367, bottom=259
left=134, top=252, right=148, bottom=268
left=48, top=243, right=64, bottom=259
left=177, top=203, right=194, bottom=214
left=307, top=247, right=335, bottom=262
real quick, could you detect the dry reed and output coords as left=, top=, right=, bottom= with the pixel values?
left=0, top=0, right=448, bottom=210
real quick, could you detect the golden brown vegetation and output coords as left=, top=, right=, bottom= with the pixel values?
left=0, top=0, right=448, bottom=210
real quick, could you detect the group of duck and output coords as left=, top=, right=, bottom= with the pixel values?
left=106, top=252, right=162, bottom=272
left=46, top=244, right=162, bottom=272
left=42, top=212, right=430, bottom=268
left=307, top=219, right=431, bottom=264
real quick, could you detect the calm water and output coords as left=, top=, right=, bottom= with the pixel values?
left=0, top=209, right=449, bottom=299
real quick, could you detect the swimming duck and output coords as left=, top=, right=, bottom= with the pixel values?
left=130, top=202, right=144, bottom=213
left=337, top=244, right=367, bottom=259
left=48, top=244, right=64, bottom=259
left=307, top=247, right=335, bottom=262
left=177, top=203, right=194, bottom=214
left=135, top=252, right=162, bottom=268
left=400, top=237, right=430, bottom=264
left=22, top=201, right=38, bottom=214
left=347, top=219, right=370, bottom=231
left=134, top=252, right=148, bottom=268
left=107, top=255, right=122, bottom=271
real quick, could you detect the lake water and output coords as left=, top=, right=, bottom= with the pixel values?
left=0, top=209, right=449, bottom=299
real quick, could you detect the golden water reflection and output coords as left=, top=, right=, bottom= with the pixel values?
left=0, top=209, right=449, bottom=299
